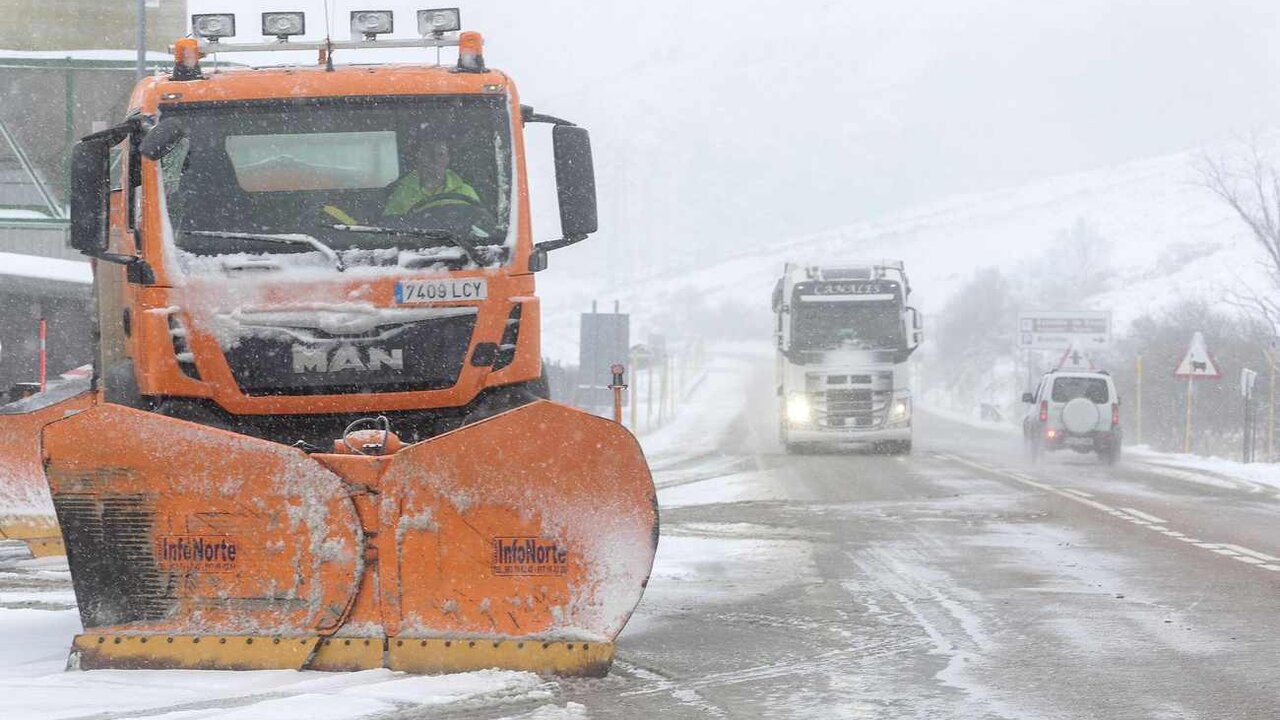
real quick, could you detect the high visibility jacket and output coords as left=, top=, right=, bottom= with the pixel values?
left=383, top=170, right=481, bottom=217
left=320, top=170, right=480, bottom=226
left=322, top=204, right=359, bottom=225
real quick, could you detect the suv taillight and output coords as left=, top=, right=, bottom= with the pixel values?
left=1111, top=402, right=1119, bottom=428
left=1039, top=400, right=1048, bottom=422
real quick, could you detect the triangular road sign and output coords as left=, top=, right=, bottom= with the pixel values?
left=1174, top=331, right=1222, bottom=379
left=1056, top=343, right=1097, bottom=371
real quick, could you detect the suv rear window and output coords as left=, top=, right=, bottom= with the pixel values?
left=1051, top=377, right=1109, bottom=403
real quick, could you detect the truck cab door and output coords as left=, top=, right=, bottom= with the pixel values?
left=905, top=306, right=924, bottom=350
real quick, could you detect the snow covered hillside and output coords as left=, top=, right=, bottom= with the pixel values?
left=539, top=141, right=1264, bottom=362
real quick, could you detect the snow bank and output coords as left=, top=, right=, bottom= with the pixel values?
left=639, top=344, right=765, bottom=465
left=0, top=590, right=552, bottom=720
left=0, top=252, right=90, bottom=284
left=1127, top=447, right=1280, bottom=493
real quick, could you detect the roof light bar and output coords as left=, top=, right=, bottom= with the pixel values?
left=169, top=36, right=461, bottom=54
left=351, top=10, right=394, bottom=40
left=191, top=13, right=237, bottom=40
left=418, top=8, right=460, bottom=36
left=262, top=12, right=306, bottom=40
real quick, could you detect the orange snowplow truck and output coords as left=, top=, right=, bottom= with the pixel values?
left=25, top=9, right=659, bottom=676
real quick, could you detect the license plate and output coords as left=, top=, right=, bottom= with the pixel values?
left=396, top=279, right=488, bottom=304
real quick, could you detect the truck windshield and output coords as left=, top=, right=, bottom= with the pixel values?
left=156, top=95, right=513, bottom=267
left=792, top=300, right=904, bottom=352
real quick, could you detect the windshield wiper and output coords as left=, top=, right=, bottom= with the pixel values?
left=329, top=224, right=493, bottom=266
left=186, top=230, right=345, bottom=272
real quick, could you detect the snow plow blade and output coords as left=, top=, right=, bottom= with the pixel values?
left=44, top=399, right=657, bottom=676
left=0, top=383, right=93, bottom=558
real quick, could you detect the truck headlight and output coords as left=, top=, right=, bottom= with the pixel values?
left=888, top=398, right=911, bottom=421
left=786, top=394, right=811, bottom=424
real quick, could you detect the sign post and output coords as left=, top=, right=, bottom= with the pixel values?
left=609, top=364, right=627, bottom=425
left=1241, top=368, right=1259, bottom=463
left=1174, top=331, right=1222, bottom=454
left=1184, top=379, right=1193, bottom=453
left=1135, top=354, right=1143, bottom=446
left=1265, top=348, right=1277, bottom=461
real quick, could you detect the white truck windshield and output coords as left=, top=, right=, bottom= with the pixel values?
left=791, top=300, right=905, bottom=352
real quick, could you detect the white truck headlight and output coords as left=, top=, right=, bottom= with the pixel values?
left=888, top=397, right=911, bottom=422
left=786, top=394, right=811, bottom=424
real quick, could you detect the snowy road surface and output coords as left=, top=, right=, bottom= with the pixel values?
left=4, top=347, right=1280, bottom=718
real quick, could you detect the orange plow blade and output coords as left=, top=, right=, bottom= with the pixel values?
left=0, top=386, right=93, bottom=558
left=43, top=399, right=657, bottom=675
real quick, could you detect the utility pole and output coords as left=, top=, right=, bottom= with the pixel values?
left=136, top=0, right=147, bottom=80
left=1265, top=348, right=1276, bottom=461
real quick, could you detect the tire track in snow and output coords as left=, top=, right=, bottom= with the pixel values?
left=617, top=634, right=930, bottom=700
left=842, top=546, right=1024, bottom=719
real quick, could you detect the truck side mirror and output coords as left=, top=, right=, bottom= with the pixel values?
left=1021, top=392, right=1035, bottom=404
left=139, top=118, right=187, bottom=160
left=70, top=121, right=137, bottom=258
left=552, top=125, right=597, bottom=240
left=69, top=137, right=114, bottom=256
left=905, top=306, right=924, bottom=348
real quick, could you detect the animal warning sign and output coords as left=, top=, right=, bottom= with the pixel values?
left=1174, top=332, right=1222, bottom=379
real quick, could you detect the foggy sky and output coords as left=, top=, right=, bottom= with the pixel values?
left=186, top=0, right=1280, bottom=278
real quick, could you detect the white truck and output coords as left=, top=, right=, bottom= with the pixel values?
left=772, top=262, right=923, bottom=454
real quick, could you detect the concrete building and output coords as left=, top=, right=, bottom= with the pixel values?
left=0, top=2, right=186, bottom=398
left=1, top=0, right=185, bottom=53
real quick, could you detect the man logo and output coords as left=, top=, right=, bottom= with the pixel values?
left=292, top=346, right=405, bottom=374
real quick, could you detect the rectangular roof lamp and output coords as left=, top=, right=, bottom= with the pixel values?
left=418, top=8, right=460, bottom=36
left=262, top=12, right=306, bottom=40
left=191, top=14, right=236, bottom=40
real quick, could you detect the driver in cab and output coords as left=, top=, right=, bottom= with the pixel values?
left=383, top=138, right=481, bottom=218
left=322, top=136, right=481, bottom=226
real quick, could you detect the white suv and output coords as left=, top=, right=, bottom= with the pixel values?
left=1021, top=370, right=1121, bottom=464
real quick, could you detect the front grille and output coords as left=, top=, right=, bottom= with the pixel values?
left=807, top=371, right=894, bottom=429
left=822, top=388, right=890, bottom=427
left=225, top=314, right=478, bottom=396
